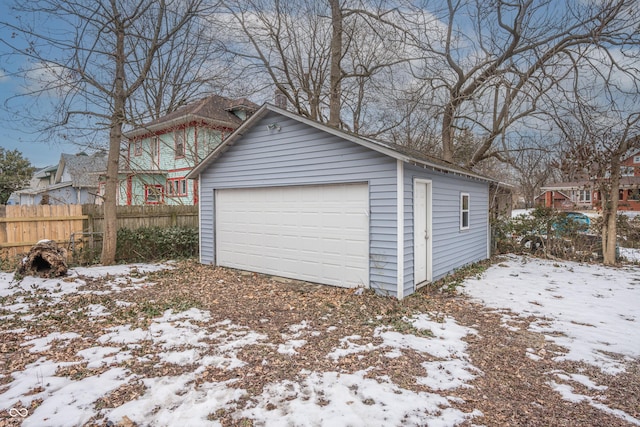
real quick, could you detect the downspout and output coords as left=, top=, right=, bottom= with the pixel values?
left=397, top=159, right=404, bottom=300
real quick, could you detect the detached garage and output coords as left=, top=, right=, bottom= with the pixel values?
left=188, top=104, right=493, bottom=299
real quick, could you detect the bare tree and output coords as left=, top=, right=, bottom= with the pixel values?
left=217, top=0, right=410, bottom=133
left=404, top=0, right=640, bottom=168
left=127, top=13, right=235, bottom=123
left=509, top=139, right=555, bottom=208
left=1, top=0, right=209, bottom=264
left=554, top=103, right=640, bottom=265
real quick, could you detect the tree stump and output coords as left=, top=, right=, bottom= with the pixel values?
left=18, top=240, right=68, bottom=278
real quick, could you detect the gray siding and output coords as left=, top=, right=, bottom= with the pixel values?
left=404, top=164, right=489, bottom=294
left=198, top=111, right=399, bottom=295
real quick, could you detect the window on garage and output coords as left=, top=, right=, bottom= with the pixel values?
left=460, top=193, right=470, bottom=230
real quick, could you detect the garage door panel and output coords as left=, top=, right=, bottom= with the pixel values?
left=215, top=184, right=369, bottom=288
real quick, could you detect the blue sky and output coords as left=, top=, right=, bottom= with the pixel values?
left=0, top=2, right=82, bottom=169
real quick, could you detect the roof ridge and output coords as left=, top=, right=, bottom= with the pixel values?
left=190, top=96, right=214, bottom=116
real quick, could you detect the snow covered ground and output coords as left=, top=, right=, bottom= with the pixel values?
left=1, top=254, right=639, bottom=426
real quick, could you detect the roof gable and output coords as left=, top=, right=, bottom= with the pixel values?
left=125, top=95, right=259, bottom=139
left=55, top=152, right=107, bottom=187
left=187, top=104, right=493, bottom=183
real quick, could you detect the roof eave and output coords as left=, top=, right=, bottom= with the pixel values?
left=124, top=115, right=240, bottom=139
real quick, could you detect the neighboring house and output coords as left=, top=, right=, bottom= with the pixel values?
left=5, top=193, right=19, bottom=205
left=30, top=164, right=58, bottom=189
left=536, top=181, right=594, bottom=210
left=538, top=150, right=640, bottom=211
left=15, top=152, right=106, bottom=205
left=187, top=104, right=494, bottom=299
left=620, top=149, right=640, bottom=177
left=113, top=95, right=257, bottom=205
left=8, top=164, right=57, bottom=205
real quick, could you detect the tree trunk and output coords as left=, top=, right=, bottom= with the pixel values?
left=441, top=102, right=455, bottom=162
left=602, top=167, right=621, bottom=266
left=101, top=19, right=126, bottom=266
left=328, top=0, right=342, bottom=127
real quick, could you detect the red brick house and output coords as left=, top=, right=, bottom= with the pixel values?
left=537, top=150, right=640, bottom=211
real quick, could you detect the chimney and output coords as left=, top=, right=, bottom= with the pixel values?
left=274, top=88, right=287, bottom=109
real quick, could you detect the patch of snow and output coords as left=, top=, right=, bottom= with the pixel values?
left=241, top=370, right=481, bottom=427
left=86, top=303, right=110, bottom=317
left=160, top=348, right=201, bottom=365
left=0, top=357, right=76, bottom=410
left=548, top=381, right=640, bottom=426
left=417, top=360, right=478, bottom=390
left=98, top=325, right=150, bottom=345
left=22, top=368, right=132, bottom=427
left=277, top=339, right=307, bottom=355
left=619, top=247, right=640, bottom=263
left=71, top=263, right=171, bottom=279
left=106, top=375, right=246, bottom=427
left=21, top=332, right=81, bottom=353
left=551, top=371, right=608, bottom=391
left=77, top=346, right=132, bottom=369
left=326, top=335, right=375, bottom=360
left=461, top=255, right=640, bottom=374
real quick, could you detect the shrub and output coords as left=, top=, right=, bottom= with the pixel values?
left=595, top=213, right=640, bottom=249
left=115, top=226, right=198, bottom=262
left=496, top=207, right=602, bottom=261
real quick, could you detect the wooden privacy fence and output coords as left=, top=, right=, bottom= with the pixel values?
left=0, top=204, right=199, bottom=260
left=82, top=205, right=199, bottom=233
left=0, top=205, right=85, bottom=259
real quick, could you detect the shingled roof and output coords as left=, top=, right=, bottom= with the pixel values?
left=125, top=95, right=259, bottom=139
left=55, top=152, right=108, bottom=188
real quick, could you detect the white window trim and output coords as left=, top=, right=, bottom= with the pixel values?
left=621, top=166, right=635, bottom=177
left=579, top=189, right=591, bottom=202
left=145, top=184, right=164, bottom=204
left=175, top=129, right=186, bottom=158
left=460, top=192, right=470, bottom=230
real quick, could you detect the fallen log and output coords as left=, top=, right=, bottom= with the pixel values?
left=17, top=240, right=68, bottom=278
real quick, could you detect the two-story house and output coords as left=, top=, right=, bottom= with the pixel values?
left=14, top=152, right=106, bottom=205
left=109, top=95, right=257, bottom=205
left=537, top=149, right=640, bottom=211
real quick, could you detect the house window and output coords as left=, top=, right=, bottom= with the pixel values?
left=151, top=137, right=159, bottom=169
left=460, top=193, right=470, bottom=230
left=167, top=178, right=187, bottom=197
left=621, top=166, right=635, bottom=177
left=175, top=130, right=185, bottom=158
left=629, top=189, right=640, bottom=201
left=578, top=190, right=591, bottom=202
left=145, top=185, right=164, bottom=204
left=634, top=156, right=640, bottom=164
left=134, top=140, right=142, bottom=156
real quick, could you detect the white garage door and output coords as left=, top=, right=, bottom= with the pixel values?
left=215, top=183, right=369, bottom=288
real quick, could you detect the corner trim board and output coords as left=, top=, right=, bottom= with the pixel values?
left=397, top=159, right=404, bottom=300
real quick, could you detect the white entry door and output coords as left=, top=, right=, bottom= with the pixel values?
left=215, top=183, right=369, bottom=288
left=414, top=180, right=432, bottom=286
